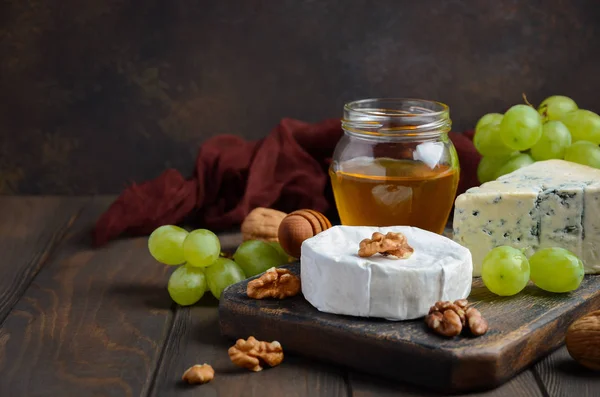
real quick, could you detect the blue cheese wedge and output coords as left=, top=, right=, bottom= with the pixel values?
left=300, top=226, right=473, bottom=321
left=453, top=159, right=600, bottom=276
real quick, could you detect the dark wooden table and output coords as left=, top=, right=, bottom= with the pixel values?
left=0, top=196, right=598, bottom=397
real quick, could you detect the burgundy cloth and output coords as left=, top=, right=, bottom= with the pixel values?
left=92, top=119, right=480, bottom=246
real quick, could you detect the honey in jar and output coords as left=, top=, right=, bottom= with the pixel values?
left=329, top=98, right=460, bottom=234
left=330, top=157, right=459, bottom=234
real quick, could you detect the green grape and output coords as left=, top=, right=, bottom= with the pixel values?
left=233, top=240, right=283, bottom=277
left=537, top=95, right=578, bottom=121
left=564, top=140, right=600, bottom=168
left=473, top=121, right=515, bottom=156
left=477, top=153, right=517, bottom=184
left=268, top=241, right=292, bottom=263
left=561, top=109, right=600, bottom=144
left=167, top=265, right=207, bottom=306
left=530, top=120, right=572, bottom=161
left=481, top=246, right=530, bottom=296
left=495, top=153, right=535, bottom=179
left=183, top=229, right=221, bottom=268
left=499, top=104, right=543, bottom=151
left=475, top=113, right=503, bottom=131
left=148, top=225, right=188, bottom=265
left=205, top=258, right=246, bottom=299
left=529, top=247, right=584, bottom=293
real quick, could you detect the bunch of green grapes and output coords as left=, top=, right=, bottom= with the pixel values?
left=474, top=95, right=600, bottom=183
left=147, top=225, right=291, bottom=306
left=481, top=246, right=584, bottom=296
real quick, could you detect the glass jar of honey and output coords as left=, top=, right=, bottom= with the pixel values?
left=329, top=98, right=460, bottom=234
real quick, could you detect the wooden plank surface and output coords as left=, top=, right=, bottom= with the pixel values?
left=534, top=345, right=600, bottom=397
left=0, top=196, right=89, bottom=323
left=150, top=304, right=349, bottom=397
left=348, top=370, right=544, bottom=397
left=0, top=196, right=174, bottom=397
left=219, top=262, right=600, bottom=393
left=1, top=196, right=599, bottom=396
left=150, top=232, right=349, bottom=397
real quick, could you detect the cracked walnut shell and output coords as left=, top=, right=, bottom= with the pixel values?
left=358, top=231, right=414, bottom=259
left=247, top=267, right=301, bottom=299
left=228, top=336, right=284, bottom=372
left=241, top=207, right=288, bottom=242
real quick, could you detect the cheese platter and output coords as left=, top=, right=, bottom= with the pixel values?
left=219, top=253, right=600, bottom=393
left=142, top=95, right=600, bottom=391
left=218, top=158, right=600, bottom=393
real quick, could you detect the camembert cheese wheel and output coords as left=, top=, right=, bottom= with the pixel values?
left=300, top=225, right=473, bottom=321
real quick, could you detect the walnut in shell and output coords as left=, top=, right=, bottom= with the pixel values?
left=241, top=207, right=287, bottom=242
left=566, top=310, right=600, bottom=371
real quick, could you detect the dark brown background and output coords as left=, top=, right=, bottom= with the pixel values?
left=1, top=0, right=599, bottom=195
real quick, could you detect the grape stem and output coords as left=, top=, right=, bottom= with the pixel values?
left=522, top=93, right=534, bottom=108
left=537, top=103, right=549, bottom=122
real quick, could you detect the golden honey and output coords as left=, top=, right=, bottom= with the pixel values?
left=329, top=157, right=459, bottom=234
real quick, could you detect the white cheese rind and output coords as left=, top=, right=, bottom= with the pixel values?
left=453, top=160, right=600, bottom=276
left=300, top=225, right=473, bottom=321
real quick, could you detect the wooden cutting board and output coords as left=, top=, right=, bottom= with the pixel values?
left=219, top=262, right=600, bottom=393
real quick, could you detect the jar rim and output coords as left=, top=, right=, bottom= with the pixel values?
left=344, top=97, right=449, bottom=118
left=342, top=98, right=451, bottom=138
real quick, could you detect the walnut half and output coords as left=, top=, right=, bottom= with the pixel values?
left=465, top=307, right=488, bottom=336
left=228, top=336, right=284, bottom=372
left=425, top=299, right=489, bottom=338
left=182, top=364, right=214, bottom=384
left=247, top=267, right=301, bottom=299
left=358, top=231, right=414, bottom=259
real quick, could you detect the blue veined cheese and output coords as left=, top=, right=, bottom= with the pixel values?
left=453, top=187, right=541, bottom=275
left=582, top=181, right=600, bottom=272
left=453, top=160, right=600, bottom=276
left=537, top=185, right=585, bottom=259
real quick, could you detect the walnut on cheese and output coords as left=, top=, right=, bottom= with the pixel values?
left=358, top=231, right=414, bottom=259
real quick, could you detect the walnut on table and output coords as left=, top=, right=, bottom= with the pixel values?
left=425, top=299, right=489, bottom=337
left=228, top=336, right=284, bottom=372
left=181, top=364, right=214, bottom=384
left=246, top=267, right=301, bottom=299
left=358, top=231, right=414, bottom=259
